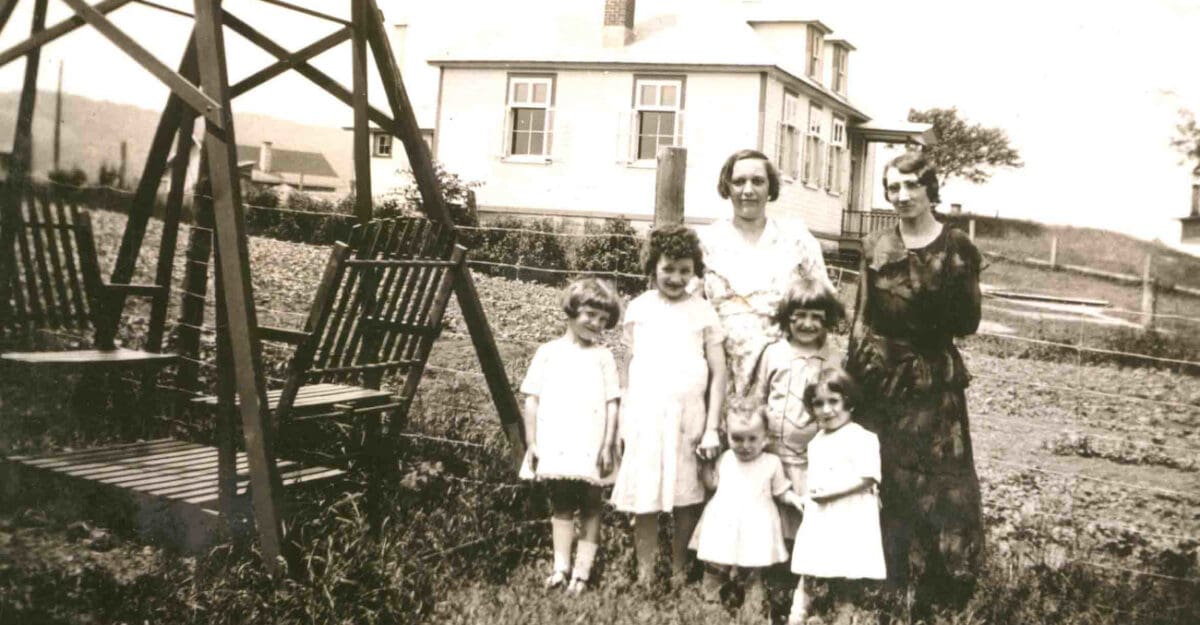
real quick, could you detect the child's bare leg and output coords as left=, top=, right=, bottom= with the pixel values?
left=634, top=513, right=659, bottom=584
left=671, top=503, right=702, bottom=579
left=546, top=484, right=576, bottom=588
left=700, top=563, right=726, bottom=603
left=788, top=575, right=810, bottom=625
left=567, top=486, right=604, bottom=595
left=741, top=569, right=767, bottom=618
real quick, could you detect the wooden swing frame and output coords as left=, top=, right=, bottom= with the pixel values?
left=0, top=0, right=525, bottom=576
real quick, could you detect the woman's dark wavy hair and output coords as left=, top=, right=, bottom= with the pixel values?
left=882, top=149, right=940, bottom=205
left=642, top=224, right=705, bottom=280
left=561, top=277, right=622, bottom=329
left=802, top=366, right=861, bottom=413
left=717, top=149, right=781, bottom=201
left=771, top=277, right=845, bottom=337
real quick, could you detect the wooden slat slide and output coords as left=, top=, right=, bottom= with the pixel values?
left=0, top=185, right=177, bottom=370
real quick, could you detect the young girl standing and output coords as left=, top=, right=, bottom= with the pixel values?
left=611, top=224, right=727, bottom=585
left=520, top=278, right=623, bottom=594
left=751, top=278, right=845, bottom=540
left=690, top=405, right=805, bottom=615
left=788, top=367, right=886, bottom=624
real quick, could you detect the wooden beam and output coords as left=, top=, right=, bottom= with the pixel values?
left=102, top=34, right=196, bottom=347
left=146, top=110, right=196, bottom=351
left=60, top=0, right=222, bottom=128
left=258, top=0, right=349, bottom=26
left=192, top=0, right=288, bottom=576
left=0, top=0, right=132, bottom=70
left=351, top=0, right=371, bottom=223
left=229, top=26, right=350, bottom=98
left=222, top=10, right=399, bottom=134
left=653, top=146, right=686, bottom=227
left=0, top=0, right=19, bottom=41
left=364, top=0, right=526, bottom=469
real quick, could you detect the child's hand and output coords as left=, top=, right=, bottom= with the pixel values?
left=597, top=446, right=614, bottom=476
left=696, top=429, right=721, bottom=461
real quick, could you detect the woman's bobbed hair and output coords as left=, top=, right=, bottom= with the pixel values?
left=642, top=224, right=705, bottom=280
left=717, top=149, right=780, bottom=201
left=561, top=277, right=623, bottom=329
left=882, top=149, right=940, bottom=205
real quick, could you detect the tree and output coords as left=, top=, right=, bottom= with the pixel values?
left=907, top=107, right=1023, bottom=187
left=1170, top=108, right=1200, bottom=171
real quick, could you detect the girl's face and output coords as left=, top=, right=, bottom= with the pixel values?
left=728, top=418, right=767, bottom=462
left=567, top=304, right=610, bottom=345
left=728, top=158, right=770, bottom=224
left=810, top=385, right=852, bottom=432
left=788, top=307, right=828, bottom=348
left=654, top=255, right=695, bottom=301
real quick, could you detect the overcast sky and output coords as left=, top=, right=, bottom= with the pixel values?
left=2, top=0, right=1198, bottom=252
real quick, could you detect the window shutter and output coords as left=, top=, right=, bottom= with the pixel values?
left=500, top=107, right=514, bottom=158
left=774, top=120, right=785, bottom=167
left=673, top=110, right=685, bottom=147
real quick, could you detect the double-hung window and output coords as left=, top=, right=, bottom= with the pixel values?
left=802, top=103, right=825, bottom=186
left=806, top=26, right=824, bottom=81
left=777, top=92, right=802, bottom=180
left=504, top=76, right=554, bottom=158
left=372, top=133, right=393, bottom=158
left=633, top=78, right=684, bottom=160
left=826, top=116, right=846, bottom=193
left=831, top=46, right=848, bottom=95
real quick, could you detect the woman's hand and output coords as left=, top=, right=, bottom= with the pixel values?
left=696, top=429, right=721, bottom=461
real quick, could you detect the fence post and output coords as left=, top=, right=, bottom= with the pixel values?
left=654, top=146, right=686, bottom=227
left=968, top=218, right=976, bottom=241
left=1049, top=236, right=1058, bottom=269
left=1141, top=254, right=1157, bottom=330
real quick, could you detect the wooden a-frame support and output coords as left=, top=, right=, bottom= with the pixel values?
left=0, top=0, right=525, bottom=576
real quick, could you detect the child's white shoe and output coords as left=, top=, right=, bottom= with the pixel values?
left=544, top=569, right=569, bottom=589
left=566, top=576, right=588, bottom=595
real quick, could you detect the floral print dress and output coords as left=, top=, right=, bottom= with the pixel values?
left=845, top=225, right=985, bottom=595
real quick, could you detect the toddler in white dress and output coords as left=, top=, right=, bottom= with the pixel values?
left=520, top=278, right=623, bottom=594
left=690, top=404, right=805, bottom=616
left=789, top=367, right=886, bottom=624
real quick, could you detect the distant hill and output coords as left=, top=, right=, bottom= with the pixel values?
left=0, top=91, right=353, bottom=189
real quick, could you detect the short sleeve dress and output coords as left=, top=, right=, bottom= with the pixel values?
left=611, top=290, right=724, bottom=513
left=699, top=218, right=831, bottom=404
left=791, top=422, right=886, bottom=580
left=519, top=336, right=621, bottom=485
left=845, top=225, right=985, bottom=587
left=752, top=339, right=837, bottom=538
left=690, top=450, right=792, bottom=567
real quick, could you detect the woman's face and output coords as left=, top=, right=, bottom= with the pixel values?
left=728, top=158, right=770, bottom=224
left=884, top=167, right=933, bottom=221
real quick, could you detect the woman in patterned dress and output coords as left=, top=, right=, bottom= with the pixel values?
left=846, top=150, right=985, bottom=613
left=699, top=149, right=831, bottom=414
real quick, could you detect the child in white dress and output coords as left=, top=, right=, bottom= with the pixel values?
left=750, top=277, right=845, bottom=540
left=789, top=367, right=886, bottom=625
left=691, top=405, right=805, bottom=615
left=520, top=278, right=623, bottom=594
left=611, top=225, right=727, bottom=585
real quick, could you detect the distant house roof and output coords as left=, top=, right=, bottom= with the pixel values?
left=235, top=144, right=338, bottom=178
left=426, top=0, right=865, bottom=119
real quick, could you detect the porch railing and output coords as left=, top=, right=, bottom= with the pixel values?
left=841, top=209, right=899, bottom=239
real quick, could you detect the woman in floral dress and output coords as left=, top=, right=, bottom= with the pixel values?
left=700, top=149, right=831, bottom=410
left=846, top=150, right=984, bottom=614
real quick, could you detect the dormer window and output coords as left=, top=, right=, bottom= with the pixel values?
left=806, top=25, right=824, bottom=80
left=831, top=46, right=848, bottom=94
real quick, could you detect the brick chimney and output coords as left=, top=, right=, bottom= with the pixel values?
left=602, top=0, right=635, bottom=48
left=259, top=141, right=273, bottom=173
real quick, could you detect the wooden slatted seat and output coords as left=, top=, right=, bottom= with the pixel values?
left=193, top=217, right=466, bottom=458
left=0, top=185, right=177, bottom=369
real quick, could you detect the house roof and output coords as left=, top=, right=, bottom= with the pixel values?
left=235, top=144, right=338, bottom=178
left=425, top=0, right=866, bottom=119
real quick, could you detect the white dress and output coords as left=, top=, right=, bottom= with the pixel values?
left=690, top=450, right=792, bottom=567
left=519, top=336, right=621, bottom=485
left=791, top=422, right=886, bottom=579
left=611, top=290, right=724, bottom=513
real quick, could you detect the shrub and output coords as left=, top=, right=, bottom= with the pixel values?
left=463, top=217, right=570, bottom=286
left=46, top=167, right=88, bottom=203
left=389, top=161, right=481, bottom=226
left=571, top=217, right=646, bottom=294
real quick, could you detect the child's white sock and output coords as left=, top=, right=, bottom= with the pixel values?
left=572, top=540, right=598, bottom=581
left=551, top=518, right=575, bottom=574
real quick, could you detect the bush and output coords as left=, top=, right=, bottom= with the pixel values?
left=463, top=217, right=571, bottom=286
left=571, top=217, right=646, bottom=294
left=389, top=161, right=481, bottom=226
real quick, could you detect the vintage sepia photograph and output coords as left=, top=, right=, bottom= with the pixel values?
left=1, top=0, right=1197, bottom=623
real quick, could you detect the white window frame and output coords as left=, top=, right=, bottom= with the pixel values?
left=802, top=103, right=825, bottom=187
left=826, top=116, right=847, bottom=194
left=372, top=132, right=393, bottom=158
left=631, top=77, right=684, bottom=162
left=831, top=46, right=848, bottom=95
left=503, top=75, right=555, bottom=160
left=807, top=26, right=824, bottom=81
left=776, top=91, right=802, bottom=180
